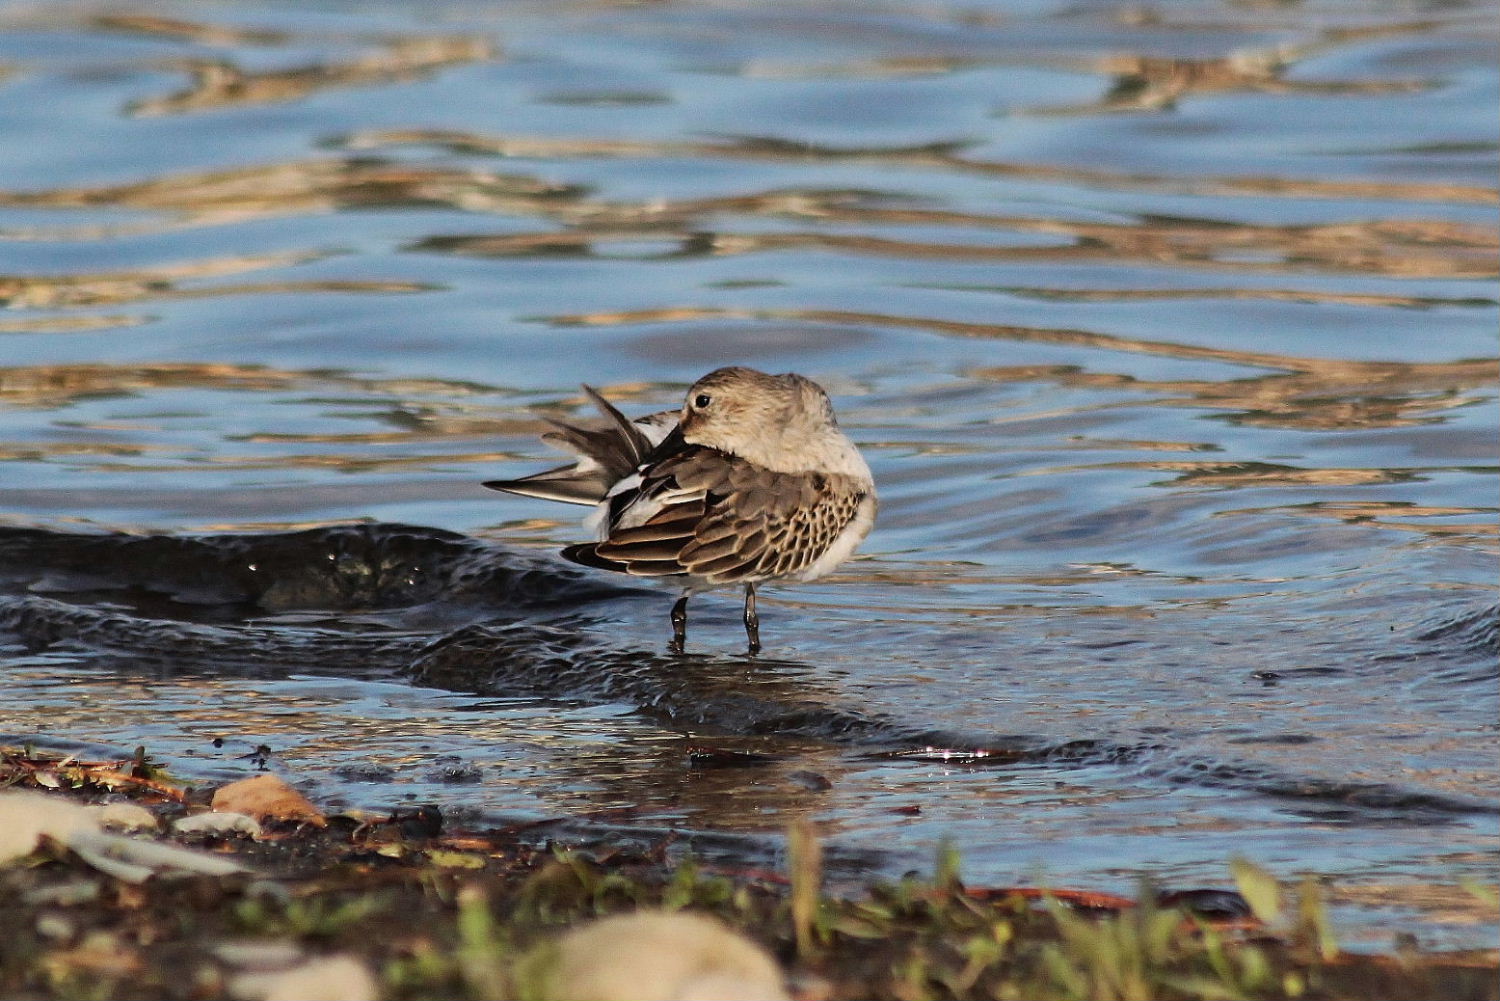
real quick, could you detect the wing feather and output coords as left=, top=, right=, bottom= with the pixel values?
left=581, top=384, right=653, bottom=467
left=482, top=465, right=606, bottom=505
left=486, top=390, right=677, bottom=505
left=564, top=442, right=870, bottom=584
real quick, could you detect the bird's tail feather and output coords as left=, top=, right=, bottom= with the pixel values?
left=482, top=466, right=604, bottom=505
left=484, top=386, right=673, bottom=505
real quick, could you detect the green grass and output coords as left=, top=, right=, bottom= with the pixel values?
left=2, top=746, right=1495, bottom=1001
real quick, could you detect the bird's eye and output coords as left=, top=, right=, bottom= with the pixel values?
left=693, top=393, right=712, bottom=409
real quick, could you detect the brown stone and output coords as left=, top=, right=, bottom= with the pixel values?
left=210, top=775, right=325, bottom=827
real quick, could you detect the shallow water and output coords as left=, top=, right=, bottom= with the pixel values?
left=1, top=0, right=1496, bottom=950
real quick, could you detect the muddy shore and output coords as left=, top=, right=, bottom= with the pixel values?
left=2, top=745, right=1495, bottom=1001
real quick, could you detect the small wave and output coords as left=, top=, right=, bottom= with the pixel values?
left=1415, top=603, right=1500, bottom=658
left=0, top=522, right=622, bottom=613
left=3, top=523, right=1493, bottom=823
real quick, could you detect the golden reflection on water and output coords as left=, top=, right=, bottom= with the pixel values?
left=79, top=450, right=518, bottom=475
left=968, top=357, right=1494, bottom=432
left=0, top=362, right=502, bottom=413
left=1, top=251, right=432, bottom=309
left=722, top=9, right=1449, bottom=113
left=4, top=329, right=1489, bottom=451
left=84, top=12, right=496, bottom=117
left=418, top=214, right=1496, bottom=280
left=941, top=286, right=1496, bottom=309
left=0, top=159, right=578, bottom=232
left=342, top=127, right=1497, bottom=205
left=0, top=362, right=301, bottom=408
left=1079, top=461, right=1414, bottom=489
left=541, top=305, right=1495, bottom=431
left=1054, top=18, right=1443, bottom=114
left=1223, top=501, right=1499, bottom=543
left=0, top=314, right=147, bottom=334
left=0, top=440, right=174, bottom=462
left=0, top=361, right=553, bottom=473
left=92, top=13, right=292, bottom=47
left=1, top=142, right=1490, bottom=244
left=125, top=35, right=493, bottom=117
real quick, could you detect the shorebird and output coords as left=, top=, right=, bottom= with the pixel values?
left=484, top=367, right=876, bottom=653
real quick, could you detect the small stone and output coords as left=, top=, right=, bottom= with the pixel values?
left=212, top=939, right=306, bottom=971
left=0, top=790, right=242, bottom=881
left=175, top=811, right=264, bottom=839
left=36, top=913, right=75, bottom=941
left=211, top=775, right=325, bottom=827
left=230, top=956, right=378, bottom=1001
left=0, top=791, right=93, bottom=865
left=24, top=878, right=102, bottom=907
left=91, top=802, right=159, bottom=832
left=785, top=770, right=833, bottom=792
left=536, top=910, right=789, bottom=1001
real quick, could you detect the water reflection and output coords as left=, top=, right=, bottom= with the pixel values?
left=540, top=306, right=1495, bottom=430
left=416, top=211, right=1496, bottom=278
left=1225, top=501, right=1498, bottom=545
left=0, top=362, right=497, bottom=409
left=0, top=160, right=580, bottom=232
left=3, top=143, right=1490, bottom=245
left=343, top=128, right=1496, bottom=204
left=1, top=251, right=431, bottom=309
left=1049, top=19, right=1442, bottom=114
left=126, top=37, right=492, bottom=117
left=92, top=13, right=292, bottom=47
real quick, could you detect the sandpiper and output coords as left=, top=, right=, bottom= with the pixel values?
left=484, top=367, right=876, bottom=653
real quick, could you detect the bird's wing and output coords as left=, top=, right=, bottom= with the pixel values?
left=574, top=447, right=868, bottom=583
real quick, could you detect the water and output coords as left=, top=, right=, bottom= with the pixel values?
left=1, top=0, right=1496, bottom=951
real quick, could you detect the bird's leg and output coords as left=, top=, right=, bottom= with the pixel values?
left=669, top=593, right=689, bottom=654
left=743, top=583, right=761, bottom=655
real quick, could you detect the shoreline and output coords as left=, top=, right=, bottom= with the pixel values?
left=2, top=744, right=1495, bottom=1001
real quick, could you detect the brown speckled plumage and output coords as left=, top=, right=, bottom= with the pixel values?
left=568, top=444, right=869, bottom=584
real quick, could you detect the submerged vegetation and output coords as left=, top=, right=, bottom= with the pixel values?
left=1, top=745, right=1495, bottom=1001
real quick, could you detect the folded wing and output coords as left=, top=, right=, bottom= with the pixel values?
left=566, top=446, right=869, bottom=584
